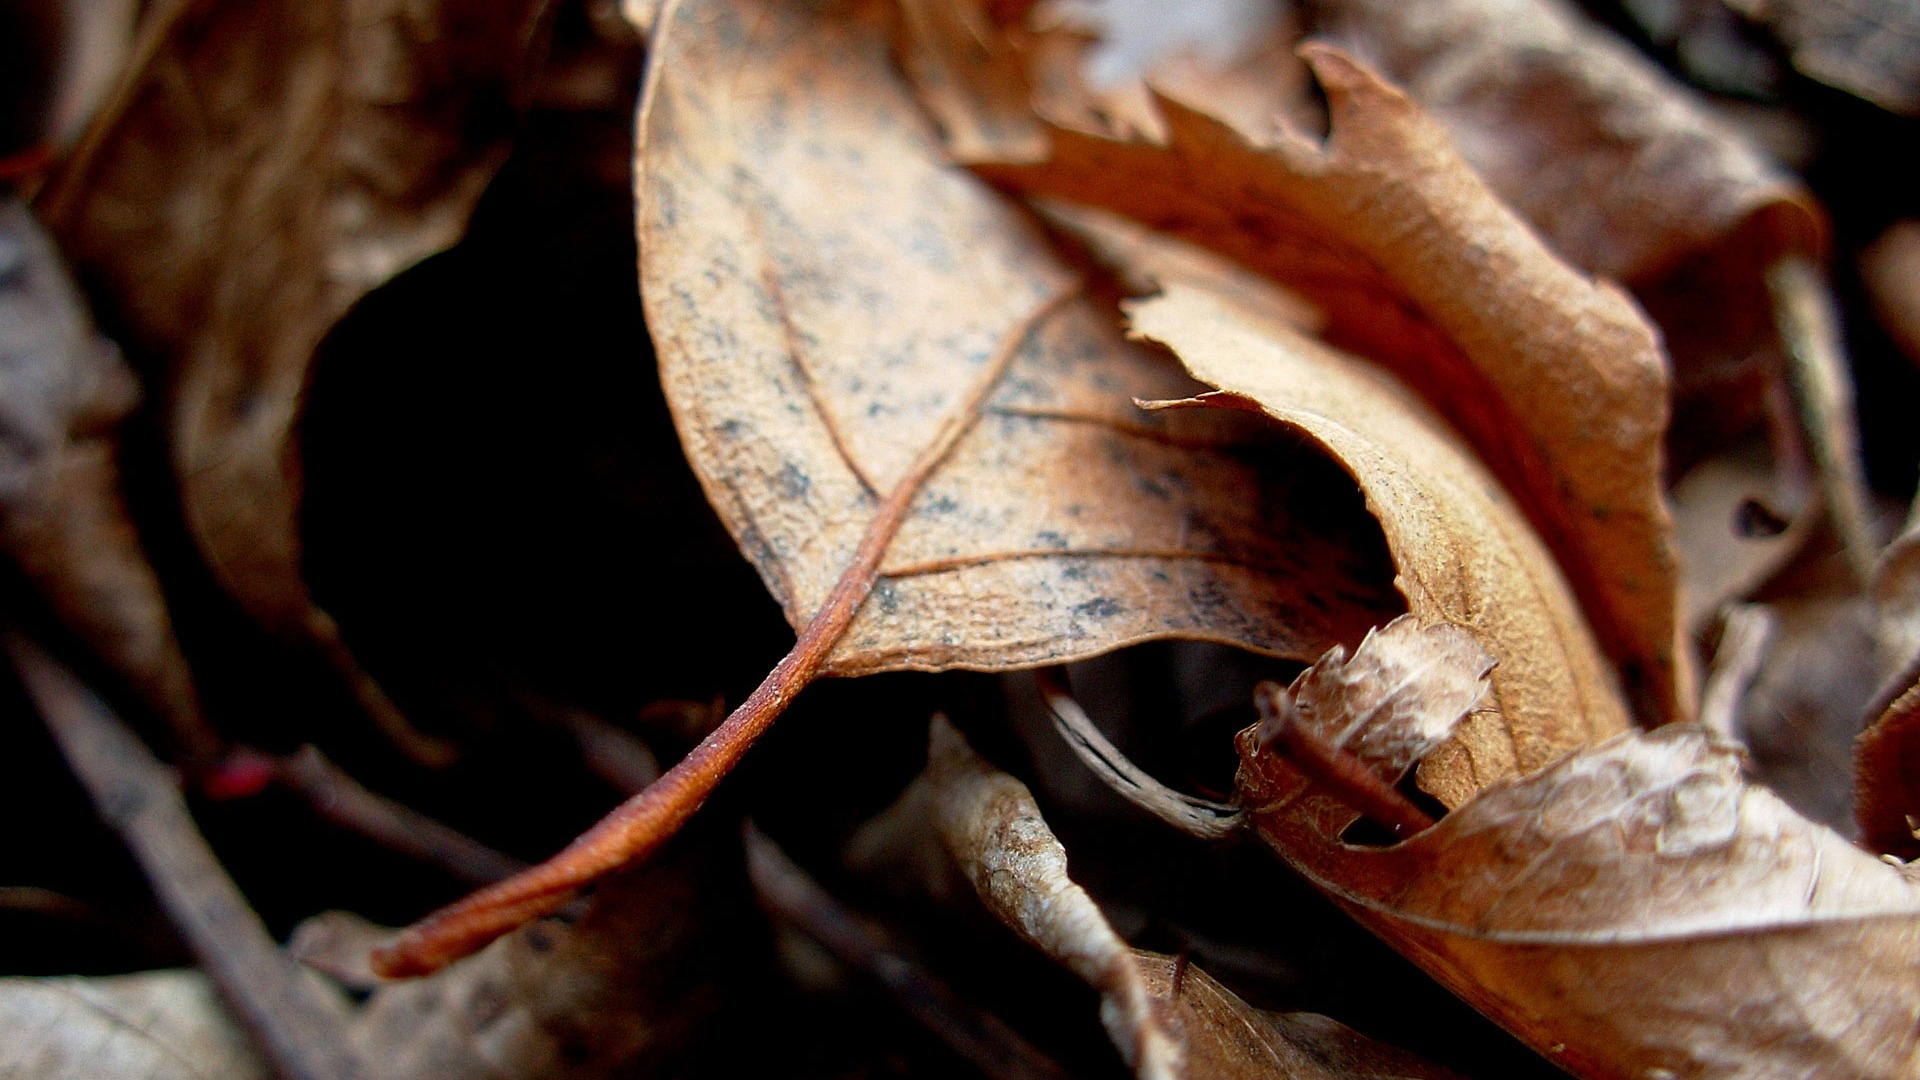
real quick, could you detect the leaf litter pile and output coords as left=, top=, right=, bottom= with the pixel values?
left=5, top=0, right=1920, bottom=1076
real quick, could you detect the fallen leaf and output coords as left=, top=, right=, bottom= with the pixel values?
left=973, top=44, right=1686, bottom=727
left=1863, top=220, right=1920, bottom=370
left=0, top=197, right=217, bottom=764
left=1722, top=0, right=1920, bottom=115
left=1238, top=622, right=1920, bottom=1079
left=1858, top=679, right=1920, bottom=862
left=0, top=970, right=270, bottom=1080
left=1131, top=282, right=1631, bottom=805
left=641, top=0, right=1400, bottom=681
left=1133, top=952, right=1467, bottom=1080
left=1315, top=0, right=1819, bottom=286
left=928, top=713, right=1182, bottom=1080
left=38, top=0, right=553, bottom=762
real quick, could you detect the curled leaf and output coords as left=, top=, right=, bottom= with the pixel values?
left=976, top=44, right=1685, bottom=726
left=1131, top=283, right=1630, bottom=805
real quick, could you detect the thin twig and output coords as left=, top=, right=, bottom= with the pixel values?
left=1253, top=682, right=1435, bottom=838
left=1769, top=256, right=1877, bottom=585
left=743, top=822, right=1071, bottom=1080
left=272, top=746, right=526, bottom=887
left=371, top=286, right=1079, bottom=978
left=1035, top=668, right=1243, bottom=839
left=1699, top=604, right=1777, bottom=741
left=7, top=632, right=370, bottom=1080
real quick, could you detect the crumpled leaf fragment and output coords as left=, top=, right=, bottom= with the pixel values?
left=927, top=714, right=1182, bottom=1080
left=0, top=969, right=270, bottom=1080
left=1238, top=634, right=1920, bottom=1079
left=641, top=0, right=1404, bottom=679
left=1130, top=283, right=1630, bottom=806
left=0, top=197, right=216, bottom=764
left=38, top=0, right=552, bottom=759
left=972, top=44, right=1686, bottom=727
left=1132, top=952, right=1467, bottom=1080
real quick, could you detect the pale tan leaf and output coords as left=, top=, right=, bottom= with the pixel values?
left=927, top=715, right=1181, bottom=1080
left=38, top=0, right=550, bottom=758
left=974, top=45, right=1686, bottom=727
left=0, top=970, right=269, bottom=1080
left=640, top=0, right=1403, bottom=680
left=1132, top=953, right=1467, bottom=1080
left=1240, top=717, right=1920, bottom=1079
left=1669, top=446, right=1811, bottom=633
left=1131, top=284, right=1630, bottom=805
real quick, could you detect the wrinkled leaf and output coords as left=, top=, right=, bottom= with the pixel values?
left=640, top=0, right=1402, bottom=678
left=0, top=197, right=216, bottom=763
left=1238, top=623, right=1920, bottom=1080
left=38, top=0, right=551, bottom=757
left=973, top=45, right=1685, bottom=726
left=1131, top=283, right=1630, bottom=805
left=0, top=970, right=270, bottom=1080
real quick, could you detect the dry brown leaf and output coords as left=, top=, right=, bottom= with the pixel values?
left=640, top=0, right=1401, bottom=679
left=1237, top=625, right=1920, bottom=1080
left=38, top=0, right=552, bottom=760
left=1316, top=0, right=1820, bottom=286
left=1858, top=679, right=1920, bottom=862
left=1723, top=0, right=1920, bottom=115
left=0, top=198, right=216, bottom=764
left=1863, top=220, right=1920, bottom=370
left=1130, top=283, right=1630, bottom=805
left=1132, top=953, right=1467, bottom=1080
left=927, top=714, right=1182, bottom=1080
left=0, top=970, right=270, bottom=1080
left=973, top=45, right=1685, bottom=727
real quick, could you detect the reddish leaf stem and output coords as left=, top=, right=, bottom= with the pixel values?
left=371, top=287, right=1077, bottom=977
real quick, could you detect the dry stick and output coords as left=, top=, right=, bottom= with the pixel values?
left=1770, top=256, right=1878, bottom=585
left=272, top=746, right=527, bottom=887
left=1698, top=604, right=1777, bottom=741
left=371, top=287, right=1080, bottom=978
left=6, top=633, right=370, bottom=1080
left=743, top=822, right=1071, bottom=1080
left=306, top=608, right=460, bottom=769
left=1035, top=668, right=1243, bottom=839
left=1253, top=681, right=1435, bottom=838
